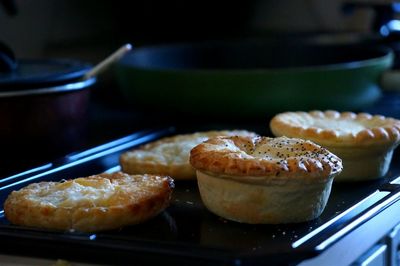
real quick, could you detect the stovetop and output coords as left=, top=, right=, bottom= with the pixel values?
left=0, top=127, right=400, bottom=265
left=1, top=90, right=400, bottom=265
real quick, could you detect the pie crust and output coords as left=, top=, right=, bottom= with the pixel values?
left=4, top=172, right=174, bottom=232
left=270, top=110, right=400, bottom=181
left=120, top=130, right=256, bottom=180
left=189, top=135, right=342, bottom=224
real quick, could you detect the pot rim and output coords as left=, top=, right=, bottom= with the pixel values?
left=0, top=77, right=96, bottom=97
left=120, top=41, right=394, bottom=73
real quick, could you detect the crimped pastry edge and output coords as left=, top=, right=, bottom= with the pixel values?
left=190, top=135, right=342, bottom=181
left=4, top=172, right=174, bottom=232
left=270, top=110, right=400, bottom=147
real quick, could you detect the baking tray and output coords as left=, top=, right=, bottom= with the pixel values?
left=1, top=128, right=400, bottom=266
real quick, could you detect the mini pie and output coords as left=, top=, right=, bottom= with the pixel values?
left=270, top=110, right=400, bottom=181
left=120, top=130, right=256, bottom=180
left=4, top=172, right=174, bottom=232
left=189, top=135, right=342, bottom=224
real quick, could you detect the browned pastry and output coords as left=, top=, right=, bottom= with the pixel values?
left=4, top=172, right=174, bottom=232
left=120, top=130, right=256, bottom=180
left=190, top=135, right=342, bottom=224
left=270, top=110, right=400, bottom=181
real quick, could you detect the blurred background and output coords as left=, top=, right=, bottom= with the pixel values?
left=1, top=0, right=400, bottom=171
left=1, top=0, right=397, bottom=107
left=0, top=0, right=394, bottom=60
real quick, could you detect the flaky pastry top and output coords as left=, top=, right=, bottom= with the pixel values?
left=121, top=130, right=256, bottom=165
left=12, top=172, right=173, bottom=209
left=270, top=110, right=400, bottom=147
left=190, top=135, right=342, bottom=181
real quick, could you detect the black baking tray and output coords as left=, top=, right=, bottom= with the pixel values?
left=1, top=128, right=400, bottom=266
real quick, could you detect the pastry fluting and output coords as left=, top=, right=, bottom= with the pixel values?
left=270, top=110, right=400, bottom=181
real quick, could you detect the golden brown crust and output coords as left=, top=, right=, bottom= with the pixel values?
left=196, top=170, right=333, bottom=224
left=120, top=130, right=256, bottom=180
left=270, top=110, right=400, bottom=147
left=190, top=135, right=342, bottom=181
left=4, top=172, right=174, bottom=232
left=270, top=110, right=400, bottom=181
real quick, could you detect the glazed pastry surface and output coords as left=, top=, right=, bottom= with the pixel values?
left=190, top=135, right=342, bottom=181
left=270, top=110, right=400, bottom=146
left=4, top=172, right=174, bottom=232
left=270, top=110, right=400, bottom=181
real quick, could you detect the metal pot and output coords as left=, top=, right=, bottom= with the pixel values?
left=0, top=58, right=96, bottom=172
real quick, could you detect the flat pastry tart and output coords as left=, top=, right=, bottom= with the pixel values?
left=270, top=110, right=400, bottom=181
left=4, top=172, right=174, bottom=232
left=120, top=130, right=256, bottom=180
left=190, top=135, right=342, bottom=224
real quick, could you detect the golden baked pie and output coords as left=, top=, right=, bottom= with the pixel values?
left=120, top=130, right=256, bottom=180
left=190, top=135, right=342, bottom=224
left=4, top=172, right=174, bottom=232
left=270, top=110, right=400, bottom=181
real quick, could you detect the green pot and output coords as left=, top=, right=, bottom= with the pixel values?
left=115, top=41, right=393, bottom=116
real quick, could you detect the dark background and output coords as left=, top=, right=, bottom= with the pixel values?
left=0, top=0, right=397, bottom=171
left=0, top=0, right=380, bottom=61
left=0, top=0, right=385, bottom=107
